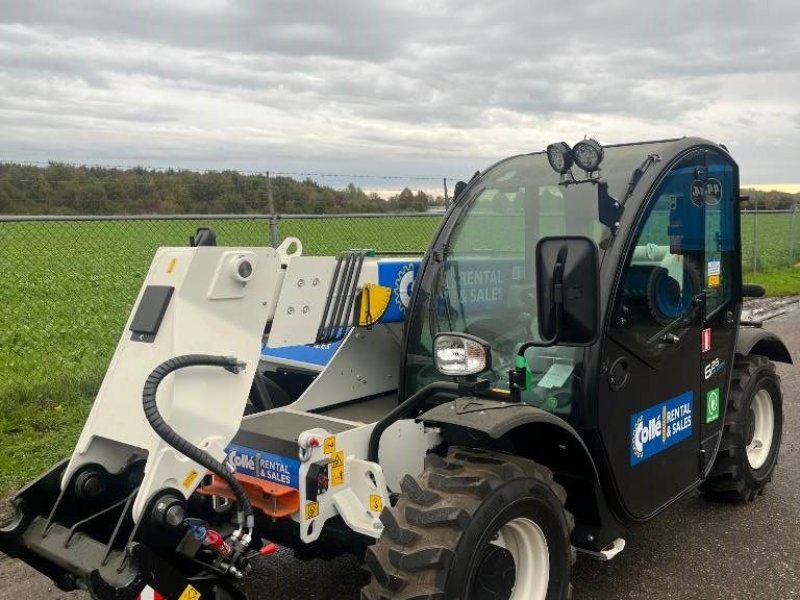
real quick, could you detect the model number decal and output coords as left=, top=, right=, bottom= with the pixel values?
left=630, top=391, right=693, bottom=466
left=704, top=358, right=726, bottom=380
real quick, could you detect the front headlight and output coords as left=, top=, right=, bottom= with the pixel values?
left=433, top=333, right=492, bottom=377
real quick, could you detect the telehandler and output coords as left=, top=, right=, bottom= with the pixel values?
left=0, top=137, right=791, bottom=600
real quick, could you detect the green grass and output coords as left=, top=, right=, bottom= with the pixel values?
left=745, top=266, right=800, bottom=297
left=0, top=216, right=439, bottom=492
left=0, top=213, right=797, bottom=493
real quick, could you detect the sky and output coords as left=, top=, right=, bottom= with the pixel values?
left=1, top=0, right=799, bottom=191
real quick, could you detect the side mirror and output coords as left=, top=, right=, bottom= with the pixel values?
left=535, top=236, right=600, bottom=346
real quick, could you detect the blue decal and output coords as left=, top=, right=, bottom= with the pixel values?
left=226, top=444, right=300, bottom=488
left=261, top=339, right=343, bottom=367
left=378, top=259, right=421, bottom=323
left=630, top=391, right=693, bottom=466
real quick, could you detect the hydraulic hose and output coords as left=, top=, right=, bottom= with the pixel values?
left=142, top=354, right=254, bottom=535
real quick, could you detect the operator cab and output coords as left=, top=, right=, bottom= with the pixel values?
left=402, top=137, right=744, bottom=522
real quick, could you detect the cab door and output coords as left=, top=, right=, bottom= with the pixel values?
left=597, top=149, right=736, bottom=519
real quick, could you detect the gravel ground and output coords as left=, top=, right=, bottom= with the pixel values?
left=2, top=308, right=798, bottom=600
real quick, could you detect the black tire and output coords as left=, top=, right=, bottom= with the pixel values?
left=701, top=355, right=783, bottom=501
left=362, top=447, right=575, bottom=600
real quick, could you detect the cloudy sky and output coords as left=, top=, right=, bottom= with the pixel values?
left=1, top=0, right=799, bottom=188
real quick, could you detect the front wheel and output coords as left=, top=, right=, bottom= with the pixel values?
left=362, top=447, right=575, bottom=600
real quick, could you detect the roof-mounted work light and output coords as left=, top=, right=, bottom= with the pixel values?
left=546, top=142, right=573, bottom=174
left=572, top=138, right=604, bottom=172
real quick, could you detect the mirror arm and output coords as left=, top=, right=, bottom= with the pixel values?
left=509, top=265, right=564, bottom=402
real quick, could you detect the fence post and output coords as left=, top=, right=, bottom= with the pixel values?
left=443, top=178, right=449, bottom=208
left=266, top=171, right=280, bottom=248
left=791, top=203, right=799, bottom=266
left=751, top=199, right=758, bottom=273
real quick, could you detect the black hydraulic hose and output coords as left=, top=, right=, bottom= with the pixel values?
left=142, top=354, right=254, bottom=531
left=368, top=382, right=461, bottom=463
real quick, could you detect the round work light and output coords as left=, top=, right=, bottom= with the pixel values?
left=572, top=139, right=604, bottom=172
left=546, top=142, right=573, bottom=174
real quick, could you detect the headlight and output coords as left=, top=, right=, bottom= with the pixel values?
left=546, top=142, right=573, bottom=174
left=433, top=333, right=492, bottom=377
left=572, top=138, right=604, bottom=172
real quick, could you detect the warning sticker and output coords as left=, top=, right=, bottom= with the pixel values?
left=324, top=436, right=336, bottom=455
left=182, top=470, right=199, bottom=489
left=369, top=495, right=383, bottom=513
left=331, top=451, right=345, bottom=487
left=305, top=502, right=320, bottom=520
left=707, top=258, right=721, bottom=288
left=178, top=584, right=201, bottom=600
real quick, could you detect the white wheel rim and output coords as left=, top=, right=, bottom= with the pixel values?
left=747, top=389, right=775, bottom=470
left=491, top=517, right=550, bottom=600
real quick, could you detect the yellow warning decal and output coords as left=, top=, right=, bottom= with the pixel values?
left=182, top=470, right=199, bottom=489
left=178, top=584, right=201, bottom=600
left=167, top=257, right=178, bottom=274
left=331, top=451, right=345, bottom=487
left=305, top=502, right=320, bottom=520
left=324, top=436, right=336, bottom=455
left=357, top=284, right=392, bottom=327
left=708, top=274, right=720, bottom=288
left=369, top=495, right=383, bottom=513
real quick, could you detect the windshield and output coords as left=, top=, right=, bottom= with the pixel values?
left=404, top=141, right=679, bottom=421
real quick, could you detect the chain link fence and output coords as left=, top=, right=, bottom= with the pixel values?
left=741, top=205, right=800, bottom=273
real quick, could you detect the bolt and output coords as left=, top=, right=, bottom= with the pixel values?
left=297, top=278, right=305, bottom=287
left=587, top=534, right=595, bottom=542
left=164, top=504, right=186, bottom=528
left=302, top=305, right=310, bottom=314
left=287, top=306, right=295, bottom=315
left=312, top=278, right=320, bottom=286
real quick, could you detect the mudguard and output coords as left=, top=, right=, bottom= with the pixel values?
left=416, top=396, right=621, bottom=552
left=736, top=327, right=793, bottom=364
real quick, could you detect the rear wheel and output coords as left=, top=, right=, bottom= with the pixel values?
left=362, top=447, right=575, bottom=600
left=701, top=355, right=783, bottom=501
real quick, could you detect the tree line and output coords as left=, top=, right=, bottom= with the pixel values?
left=1, top=162, right=797, bottom=216
left=0, top=162, right=443, bottom=215
left=741, top=188, right=800, bottom=211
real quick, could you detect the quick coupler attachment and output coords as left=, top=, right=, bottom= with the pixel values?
left=0, top=460, right=248, bottom=600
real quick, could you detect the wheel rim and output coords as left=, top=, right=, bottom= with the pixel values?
left=470, top=517, right=549, bottom=600
left=746, top=389, right=775, bottom=470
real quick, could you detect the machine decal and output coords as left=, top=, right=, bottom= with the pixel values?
left=707, top=257, right=721, bottom=288
left=702, top=328, right=712, bottom=352
left=706, top=387, right=721, bottom=424
left=331, top=451, right=345, bottom=486
left=369, top=495, right=383, bottom=513
left=182, top=470, right=199, bottom=489
left=630, top=391, right=693, bottom=466
left=324, top=436, right=336, bottom=455
left=305, top=501, right=320, bottom=520
left=177, top=584, right=201, bottom=600
left=691, top=178, right=722, bottom=207
left=227, top=444, right=300, bottom=489
left=704, top=358, right=726, bottom=380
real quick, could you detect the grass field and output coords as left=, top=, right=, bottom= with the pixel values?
left=0, top=213, right=797, bottom=492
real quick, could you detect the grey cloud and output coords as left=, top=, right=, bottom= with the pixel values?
left=0, top=0, right=799, bottom=182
